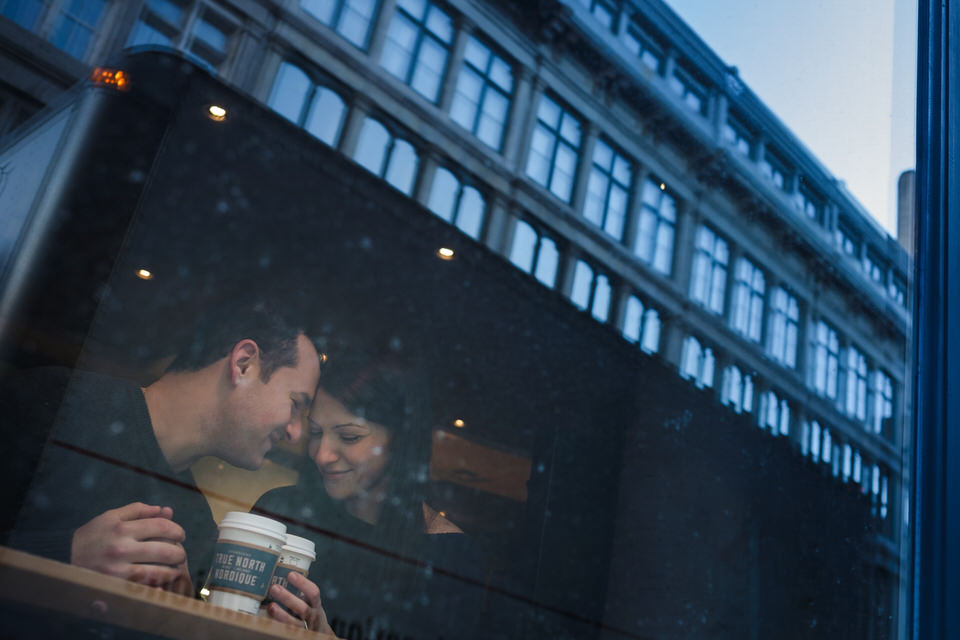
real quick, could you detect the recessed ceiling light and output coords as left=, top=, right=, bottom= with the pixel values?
left=136, top=268, right=154, bottom=280
left=208, top=105, right=227, bottom=121
left=437, top=247, right=455, bottom=260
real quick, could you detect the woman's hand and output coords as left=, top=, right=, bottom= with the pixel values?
left=265, top=571, right=337, bottom=637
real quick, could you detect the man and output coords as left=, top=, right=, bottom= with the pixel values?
left=6, top=299, right=321, bottom=592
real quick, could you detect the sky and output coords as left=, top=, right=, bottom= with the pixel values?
left=664, top=0, right=917, bottom=236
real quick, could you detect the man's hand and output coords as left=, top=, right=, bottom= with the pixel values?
left=266, top=571, right=337, bottom=636
left=70, top=502, right=188, bottom=587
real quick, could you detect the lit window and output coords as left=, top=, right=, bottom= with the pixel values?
left=766, top=287, right=799, bottom=368
left=508, top=220, right=559, bottom=288
left=720, top=365, right=754, bottom=414
left=576, top=0, right=616, bottom=31
left=48, top=0, right=107, bottom=60
left=758, top=390, right=790, bottom=437
left=300, top=0, right=377, bottom=49
left=569, top=260, right=612, bottom=322
left=679, top=336, right=714, bottom=389
left=450, top=36, right=513, bottom=150
left=621, top=295, right=660, bottom=354
left=806, top=420, right=822, bottom=461
left=268, top=62, right=347, bottom=147
left=380, top=0, right=453, bottom=103
left=841, top=443, right=853, bottom=482
left=869, top=370, right=894, bottom=437
left=759, top=148, right=788, bottom=190
left=0, top=0, right=48, bottom=31
left=810, top=320, right=840, bottom=400
left=353, top=117, right=419, bottom=195
left=525, top=95, right=582, bottom=203
left=668, top=64, right=707, bottom=114
left=730, top=257, right=765, bottom=342
left=843, top=346, right=868, bottom=423
left=622, top=18, right=664, bottom=73
left=689, top=225, right=728, bottom=315
left=427, top=167, right=486, bottom=240
left=722, top=113, right=753, bottom=156
left=583, top=139, right=632, bottom=240
left=633, top=178, right=676, bottom=275
left=880, top=475, right=889, bottom=519
left=822, top=428, right=833, bottom=464
left=128, top=1, right=236, bottom=73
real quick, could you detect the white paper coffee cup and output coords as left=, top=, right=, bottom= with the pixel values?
left=205, top=512, right=287, bottom=615
left=259, top=533, right=316, bottom=616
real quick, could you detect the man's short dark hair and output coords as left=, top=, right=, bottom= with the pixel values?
left=167, top=298, right=305, bottom=381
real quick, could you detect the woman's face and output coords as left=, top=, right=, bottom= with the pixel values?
left=307, top=387, right=391, bottom=502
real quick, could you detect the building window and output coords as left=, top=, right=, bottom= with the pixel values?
left=353, top=117, right=419, bottom=195
left=668, top=64, right=707, bottom=114
left=880, top=474, right=889, bottom=519
left=621, top=295, right=660, bottom=354
left=300, top=0, right=377, bottom=49
left=526, top=95, right=582, bottom=203
left=569, top=260, right=612, bottom=322
left=804, top=419, right=823, bottom=461
left=0, top=0, right=48, bottom=31
left=268, top=62, right=347, bottom=147
left=47, top=0, right=107, bottom=60
left=633, top=178, right=676, bottom=275
left=508, top=220, right=559, bottom=288
left=889, top=275, right=906, bottom=306
left=765, top=287, right=799, bottom=368
left=380, top=0, right=453, bottom=103
left=622, top=17, right=664, bottom=73
left=759, top=148, right=788, bottom=190
left=722, top=113, right=753, bottom=156
left=843, top=346, right=868, bottom=422
left=730, top=257, right=765, bottom=342
left=720, top=365, right=754, bottom=414
left=793, top=183, right=823, bottom=222
left=758, top=390, right=790, bottom=436
left=810, top=320, right=840, bottom=400
left=869, top=370, right=894, bottom=437
left=427, top=167, right=485, bottom=239
left=864, top=249, right=885, bottom=284
left=576, top=0, right=616, bottom=30
left=841, top=442, right=853, bottom=482
left=583, top=139, right=632, bottom=240
left=689, top=225, right=728, bottom=315
left=822, top=427, right=833, bottom=465
left=836, top=221, right=858, bottom=257
left=128, top=0, right=236, bottom=73
left=679, top=336, right=715, bottom=389
left=449, top=36, right=512, bottom=151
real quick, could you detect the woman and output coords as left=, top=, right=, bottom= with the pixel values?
left=256, top=354, right=479, bottom=638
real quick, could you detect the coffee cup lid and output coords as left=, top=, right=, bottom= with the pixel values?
left=220, top=511, right=287, bottom=542
left=283, top=534, right=316, bottom=561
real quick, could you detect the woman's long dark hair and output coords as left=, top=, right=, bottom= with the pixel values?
left=299, top=340, right=434, bottom=552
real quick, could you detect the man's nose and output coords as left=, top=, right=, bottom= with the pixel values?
left=285, top=414, right=303, bottom=443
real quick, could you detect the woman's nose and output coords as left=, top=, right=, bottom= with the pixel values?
left=314, top=438, right=339, bottom=466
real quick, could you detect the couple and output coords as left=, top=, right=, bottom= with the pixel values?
left=4, top=300, right=462, bottom=635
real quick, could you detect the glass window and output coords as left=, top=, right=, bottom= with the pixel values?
left=380, top=0, right=452, bottom=103
left=869, top=370, right=894, bottom=438
left=689, top=225, right=728, bottom=315
left=730, top=257, right=765, bottom=342
left=720, top=365, right=754, bottom=414
left=508, top=220, right=559, bottom=288
left=525, top=95, right=582, bottom=203
left=47, top=0, right=106, bottom=60
left=864, top=249, right=885, bottom=284
left=889, top=275, right=906, bottom=306
left=793, top=183, right=823, bottom=222
left=353, top=117, right=419, bottom=195
left=450, top=36, right=512, bottom=150
left=679, top=335, right=715, bottom=389
left=426, top=167, right=486, bottom=240
left=268, top=62, right=347, bottom=147
left=620, top=295, right=660, bottom=354
left=300, top=0, right=377, bottom=49
left=668, top=64, right=707, bottom=114
left=759, top=147, right=788, bottom=190
left=633, top=177, right=676, bottom=274
left=128, top=1, right=235, bottom=73
left=758, top=390, right=790, bottom=437
left=722, top=112, right=754, bottom=156
left=810, top=319, right=840, bottom=400
left=582, top=139, right=632, bottom=240
left=622, top=17, right=664, bottom=73
left=836, top=220, right=858, bottom=257
left=0, top=0, right=48, bottom=31
left=766, top=287, right=799, bottom=368
left=843, top=346, right=868, bottom=423
left=569, top=259, right=611, bottom=322
left=576, top=0, right=616, bottom=31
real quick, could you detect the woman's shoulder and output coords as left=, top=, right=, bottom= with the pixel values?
left=422, top=503, right=463, bottom=534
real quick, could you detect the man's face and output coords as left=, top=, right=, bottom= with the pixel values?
left=222, top=333, right=321, bottom=470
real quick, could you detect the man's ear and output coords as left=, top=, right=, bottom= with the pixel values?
left=229, top=339, right=260, bottom=385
